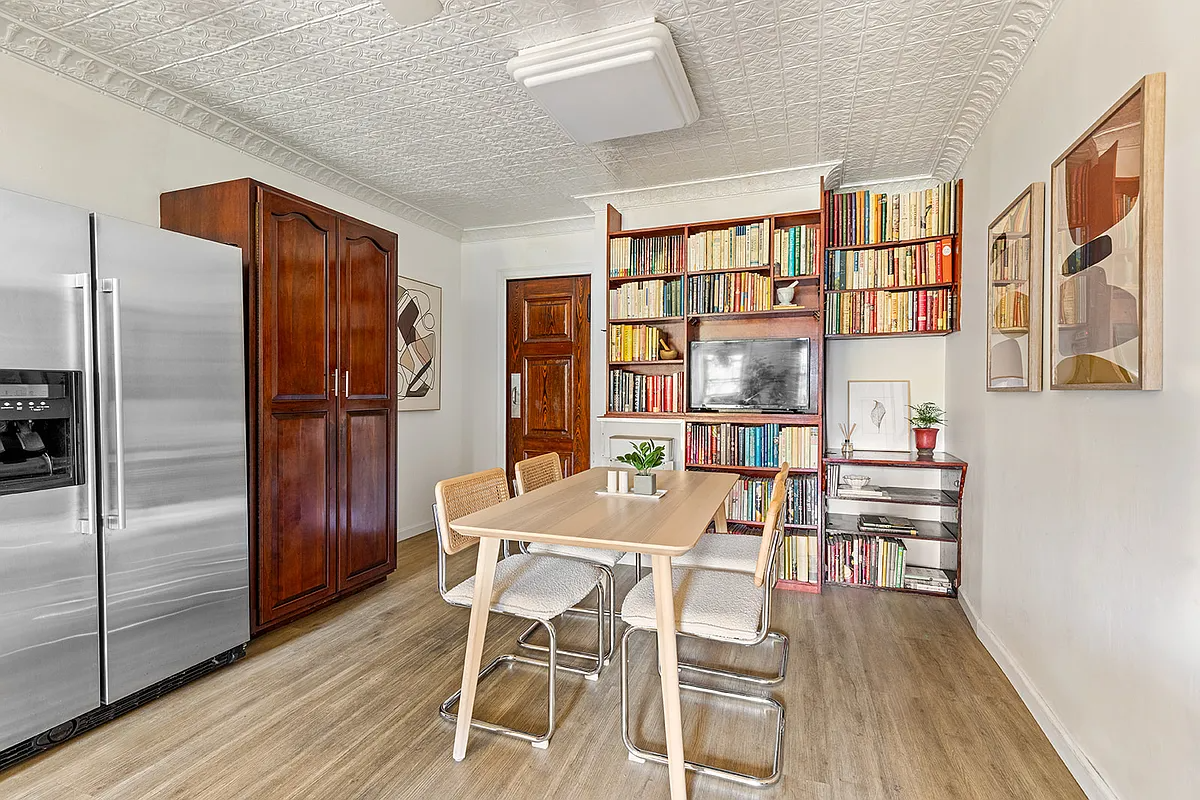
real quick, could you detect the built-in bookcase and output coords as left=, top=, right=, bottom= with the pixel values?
left=604, top=200, right=827, bottom=593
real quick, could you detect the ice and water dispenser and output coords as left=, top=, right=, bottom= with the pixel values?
left=0, top=370, right=85, bottom=495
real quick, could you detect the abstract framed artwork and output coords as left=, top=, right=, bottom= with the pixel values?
left=987, top=182, right=1045, bottom=391
left=396, top=275, right=441, bottom=411
left=1050, top=73, right=1165, bottom=390
left=847, top=380, right=910, bottom=452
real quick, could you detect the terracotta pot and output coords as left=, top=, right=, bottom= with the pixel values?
left=913, top=427, right=939, bottom=454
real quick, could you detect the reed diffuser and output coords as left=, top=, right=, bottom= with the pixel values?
left=838, top=423, right=856, bottom=457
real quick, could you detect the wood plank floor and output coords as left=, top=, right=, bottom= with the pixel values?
left=2, top=532, right=1085, bottom=800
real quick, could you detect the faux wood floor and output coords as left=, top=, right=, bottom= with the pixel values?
left=3, top=532, right=1085, bottom=800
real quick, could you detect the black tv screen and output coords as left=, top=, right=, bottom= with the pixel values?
left=689, top=338, right=811, bottom=413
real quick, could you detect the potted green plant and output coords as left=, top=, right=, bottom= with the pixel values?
left=615, top=440, right=666, bottom=495
left=907, top=402, right=946, bottom=454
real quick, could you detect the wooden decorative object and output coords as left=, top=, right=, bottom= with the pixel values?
left=1049, top=73, right=1165, bottom=390
left=987, top=183, right=1045, bottom=391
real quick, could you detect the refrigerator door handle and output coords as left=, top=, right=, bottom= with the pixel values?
left=100, top=277, right=128, bottom=531
left=73, top=272, right=98, bottom=536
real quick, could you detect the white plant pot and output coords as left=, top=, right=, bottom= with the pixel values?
left=632, top=473, right=657, bottom=496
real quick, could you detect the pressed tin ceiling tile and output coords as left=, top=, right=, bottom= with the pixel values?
left=0, top=0, right=1060, bottom=233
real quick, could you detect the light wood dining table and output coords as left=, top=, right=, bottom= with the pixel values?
left=448, top=466, right=738, bottom=800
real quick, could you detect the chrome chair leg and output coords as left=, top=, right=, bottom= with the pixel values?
left=678, top=631, right=790, bottom=687
left=441, top=620, right=560, bottom=749
left=620, top=626, right=786, bottom=787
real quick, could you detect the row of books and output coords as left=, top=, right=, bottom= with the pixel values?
left=774, top=224, right=819, bottom=277
left=826, top=238, right=953, bottom=290
left=724, top=474, right=819, bottom=527
left=608, top=369, right=682, bottom=414
left=991, top=285, right=1030, bottom=331
left=685, top=423, right=820, bottom=469
left=779, top=535, right=819, bottom=583
left=608, top=324, right=667, bottom=362
left=608, top=278, right=683, bottom=320
left=609, top=234, right=685, bottom=277
left=827, top=181, right=959, bottom=247
left=825, top=534, right=907, bottom=589
left=687, top=220, right=770, bottom=271
left=989, top=233, right=1032, bottom=281
left=825, top=288, right=955, bottom=335
left=686, top=272, right=773, bottom=315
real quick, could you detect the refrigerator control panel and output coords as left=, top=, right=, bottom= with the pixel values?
left=0, top=370, right=84, bottom=495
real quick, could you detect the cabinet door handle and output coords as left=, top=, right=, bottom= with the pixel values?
left=332, top=368, right=339, bottom=397
left=510, top=373, right=521, bottom=419
left=344, top=370, right=350, bottom=398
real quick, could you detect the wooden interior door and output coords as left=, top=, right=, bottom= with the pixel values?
left=257, top=188, right=339, bottom=626
left=506, top=276, right=590, bottom=481
left=335, top=218, right=397, bottom=590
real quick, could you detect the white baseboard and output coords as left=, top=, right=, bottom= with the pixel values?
left=958, top=594, right=1121, bottom=800
left=397, top=519, right=433, bottom=541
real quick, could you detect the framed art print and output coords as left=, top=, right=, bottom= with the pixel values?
left=847, top=380, right=910, bottom=452
left=1050, top=73, right=1164, bottom=390
left=396, top=275, right=442, bottom=411
left=987, top=183, right=1045, bottom=391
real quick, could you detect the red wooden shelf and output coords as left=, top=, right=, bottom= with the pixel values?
left=608, top=271, right=684, bottom=284
left=826, top=233, right=958, bottom=252
left=775, top=580, right=821, bottom=594
left=825, top=330, right=952, bottom=340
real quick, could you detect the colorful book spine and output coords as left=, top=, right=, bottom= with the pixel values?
left=607, top=370, right=682, bottom=414
left=686, top=272, right=772, bottom=314
left=779, top=535, right=819, bottom=583
left=724, top=474, right=819, bottom=526
left=826, top=238, right=953, bottom=290
left=685, top=424, right=820, bottom=469
left=827, top=181, right=958, bottom=247
left=608, top=324, right=667, bottom=362
left=824, top=534, right=907, bottom=588
left=609, top=233, right=685, bottom=277
left=687, top=220, right=770, bottom=271
left=608, top=278, right=683, bottom=319
left=824, top=288, right=954, bottom=335
left=772, top=224, right=819, bottom=277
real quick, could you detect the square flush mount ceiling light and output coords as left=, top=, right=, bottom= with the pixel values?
left=507, top=19, right=700, bottom=144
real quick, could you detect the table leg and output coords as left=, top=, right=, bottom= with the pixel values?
left=651, top=554, right=687, bottom=800
left=713, top=502, right=728, bottom=534
left=452, top=536, right=502, bottom=762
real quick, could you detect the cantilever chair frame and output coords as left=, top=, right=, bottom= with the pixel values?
left=432, top=473, right=606, bottom=749
left=619, top=468, right=789, bottom=786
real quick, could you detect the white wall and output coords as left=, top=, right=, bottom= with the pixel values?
left=462, top=184, right=947, bottom=472
left=0, top=53, right=466, bottom=539
left=947, top=2, right=1200, bottom=798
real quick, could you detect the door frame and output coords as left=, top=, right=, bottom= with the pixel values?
left=494, top=263, right=594, bottom=474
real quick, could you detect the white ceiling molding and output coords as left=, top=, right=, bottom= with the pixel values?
left=0, top=11, right=463, bottom=240
left=0, top=1, right=1061, bottom=233
left=461, top=214, right=595, bottom=243
left=574, top=162, right=841, bottom=213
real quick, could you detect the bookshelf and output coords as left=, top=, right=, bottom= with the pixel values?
left=604, top=199, right=826, bottom=593
left=823, top=180, right=964, bottom=339
left=822, top=450, right=967, bottom=597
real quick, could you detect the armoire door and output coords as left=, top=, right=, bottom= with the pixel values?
left=336, top=219, right=397, bottom=590
left=257, top=188, right=339, bottom=625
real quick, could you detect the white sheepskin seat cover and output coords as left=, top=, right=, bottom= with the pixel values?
left=526, top=543, right=625, bottom=568
left=446, top=554, right=601, bottom=621
left=621, top=568, right=764, bottom=643
left=670, top=533, right=761, bottom=574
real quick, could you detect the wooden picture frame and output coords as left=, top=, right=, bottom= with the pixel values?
left=847, top=380, right=911, bottom=452
left=1049, top=73, right=1164, bottom=390
left=987, top=183, right=1045, bottom=391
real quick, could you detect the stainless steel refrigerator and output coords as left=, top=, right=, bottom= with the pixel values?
left=0, top=187, right=249, bottom=763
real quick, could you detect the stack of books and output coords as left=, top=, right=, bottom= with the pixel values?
left=826, top=238, right=953, bottom=290
left=837, top=483, right=888, bottom=500
left=609, top=234, right=685, bottom=277
left=828, top=181, right=959, bottom=246
left=685, top=423, right=820, bottom=469
left=687, top=220, right=770, bottom=271
left=608, top=370, right=681, bottom=414
left=824, top=286, right=954, bottom=335
left=858, top=514, right=919, bottom=536
left=825, top=533, right=907, bottom=588
left=773, top=224, right=819, bottom=277
left=686, top=272, right=773, bottom=314
left=608, top=278, right=683, bottom=319
left=608, top=324, right=666, bottom=362
left=903, top=566, right=954, bottom=595
left=780, top=535, right=819, bottom=583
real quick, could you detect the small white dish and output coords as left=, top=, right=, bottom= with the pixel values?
left=843, top=474, right=872, bottom=489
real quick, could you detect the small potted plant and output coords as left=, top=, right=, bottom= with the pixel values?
left=615, top=440, right=666, bottom=495
left=908, top=402, right=946, bottom=455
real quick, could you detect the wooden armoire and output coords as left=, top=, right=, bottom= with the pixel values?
left=161, top=179, right=397, bottom=635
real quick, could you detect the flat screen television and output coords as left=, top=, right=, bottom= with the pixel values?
left=689, top=338, right=811, bottom=413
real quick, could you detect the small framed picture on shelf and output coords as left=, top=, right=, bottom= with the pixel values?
left=1049, top=73, right=1164, bottom=390
left=847, top=380, right=910, bottom=452
left=987, top=182, right=1044, bottom=391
